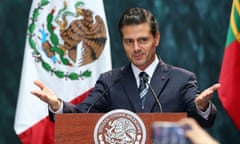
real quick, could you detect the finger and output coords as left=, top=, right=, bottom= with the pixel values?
left=200, top=83, right=220, bottom=99
left=185, top=130, right=195, bottom=139
left=196, top=92, right=211, bottom=103
left=31, top=89, right=45, bottom=98
left=33, top=80, right=45, bottom=90
left=31, top=90, right=50, bottom=102
left=199, top=92, right=212, bottom=101
left=207, top=83, right=221, bottom=93
left=31, top=89, right=41, bottom=95
left=178, top=118, right=198, bottom=128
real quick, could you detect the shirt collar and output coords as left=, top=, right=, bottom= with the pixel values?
left=131, top=55, right=159, bottom=86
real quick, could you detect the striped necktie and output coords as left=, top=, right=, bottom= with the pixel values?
left=139, top=72, right=149, bottom=110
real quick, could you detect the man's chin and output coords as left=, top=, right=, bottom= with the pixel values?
left=132, top=62, right=146, bottom=69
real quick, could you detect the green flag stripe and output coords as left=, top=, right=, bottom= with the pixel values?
left=226, top=0, right=240, bottom=47
left=226, top=26, right=234, bottom=47
left=233, top=0, right=240, bottom=39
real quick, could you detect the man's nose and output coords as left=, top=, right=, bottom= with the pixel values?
left=133, top=41, right=141, bottom=51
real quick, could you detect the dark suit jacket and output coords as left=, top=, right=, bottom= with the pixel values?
left=58, top=59, right=216, bottom=128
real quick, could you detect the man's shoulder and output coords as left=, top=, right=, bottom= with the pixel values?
left=100, top=65, right=129, bottom=79
left=158, top=59, right=195, bottom=76
left=167, top=64, right=195, bottom=76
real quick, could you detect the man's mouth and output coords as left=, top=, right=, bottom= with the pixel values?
left=133, top=53, right=143, bottom=60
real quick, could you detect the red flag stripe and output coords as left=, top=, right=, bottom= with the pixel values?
left=17, top=89, right=92, bottom=144
left=219, top=40, right=240, bottom=130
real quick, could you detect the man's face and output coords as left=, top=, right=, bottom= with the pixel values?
left=121, top=23, right=160, bottom=70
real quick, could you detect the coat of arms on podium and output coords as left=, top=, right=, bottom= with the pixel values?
left=94, top=109, right=146, bottom=144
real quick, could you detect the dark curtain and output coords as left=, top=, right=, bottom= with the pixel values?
left=0, top=0, right=238, bottom=143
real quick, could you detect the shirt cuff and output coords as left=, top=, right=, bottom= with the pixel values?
left=196, top=102, right=211, bottom=120
left=49, top=100, right=63, bottom=114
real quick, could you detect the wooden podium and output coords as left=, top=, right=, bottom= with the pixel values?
left=55, top=113, right=186, bottom=144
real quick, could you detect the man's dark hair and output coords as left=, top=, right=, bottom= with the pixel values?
left=118, top=7, right=159, bottom=37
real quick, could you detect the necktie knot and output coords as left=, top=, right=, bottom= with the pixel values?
left=139, top=72, right=149, bottom=83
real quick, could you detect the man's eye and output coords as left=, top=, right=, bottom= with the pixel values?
left=124, top=39, right=133, bottom=44
left=139, top=38, right=148, bottom=44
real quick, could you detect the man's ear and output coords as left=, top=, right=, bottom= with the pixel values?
left=155, top=31, right=160, bottom=46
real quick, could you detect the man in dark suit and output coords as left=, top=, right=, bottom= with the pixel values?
left=31, top=7, right=220, bottom=128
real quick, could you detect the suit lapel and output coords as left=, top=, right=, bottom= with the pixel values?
left=143, top=60, right=170, bottom=112
left=120, top=65, right=142, bottom=112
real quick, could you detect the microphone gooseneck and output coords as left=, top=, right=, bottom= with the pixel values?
left=142, top=75, right=163, bottom=112
left=86, top=78, right=120, bottom=113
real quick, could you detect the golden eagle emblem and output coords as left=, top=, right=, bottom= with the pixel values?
left=29, top=1, right=109, bottom=80
left=42, top=1, right=107, bottom=66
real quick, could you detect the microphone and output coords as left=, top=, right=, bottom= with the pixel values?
left=142, top=74, right=163, bottom=112
left=86, top=78, right=120, bottom=113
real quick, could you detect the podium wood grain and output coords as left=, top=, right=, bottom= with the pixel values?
left=55, top=113, right=187, bottom=144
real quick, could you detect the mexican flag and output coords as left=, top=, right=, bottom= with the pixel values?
left=218, top=0, right=240, bottom=131
left=14, top=0, right=112, bottom=143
